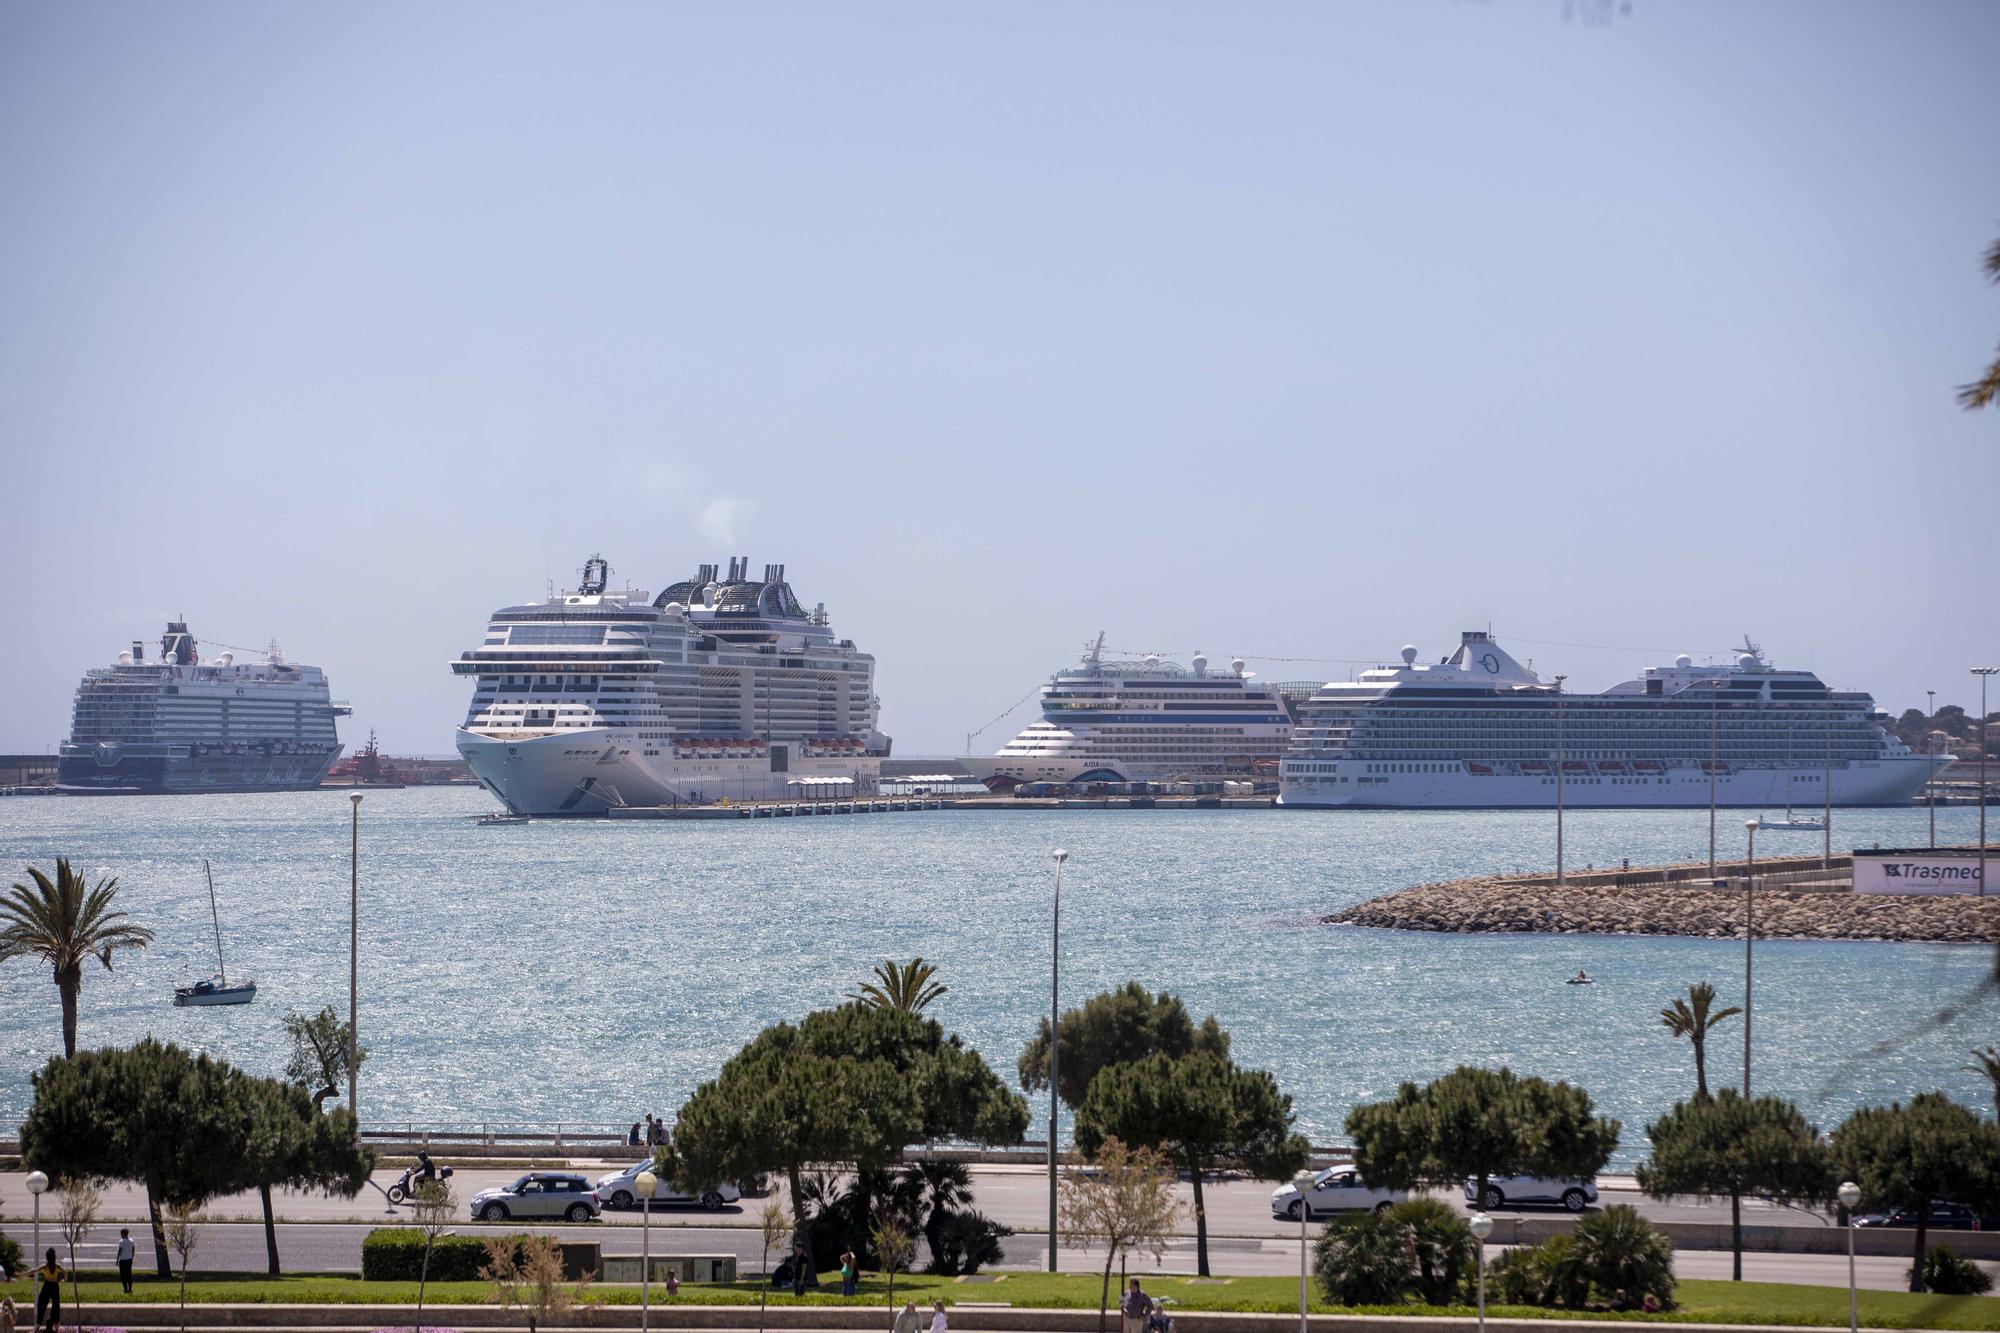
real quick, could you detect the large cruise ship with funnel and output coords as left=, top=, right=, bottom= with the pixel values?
left=453, top=557, right=890, bottom=815
left=1279, top=631, right=1938, bottom=809
left=962, top=633, right=1296, bottom=788
left=57, top=622, right=348, bottom=794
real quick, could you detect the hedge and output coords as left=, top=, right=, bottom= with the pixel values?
left=361, top=1230, right=601, bottom=1283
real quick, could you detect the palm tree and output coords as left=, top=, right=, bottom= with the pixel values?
left=850, top=957, right=947, bottom=1013
left=1660, top=981, right=1742, bottom=1099
left=1969, top=1046, right=2000, bottom=1117
left=0, top=859, right=154, bottom=1056
left=1960, top=234, right=2000, bottom=410
left=901, top=1159, right=974, bottom=1270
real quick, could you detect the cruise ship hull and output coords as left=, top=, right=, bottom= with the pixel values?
left=458, top=728, right=883, bottom=816
left=55, top=746, right=342, bottom=795
left=1279, top=757, right=1939, bottom=809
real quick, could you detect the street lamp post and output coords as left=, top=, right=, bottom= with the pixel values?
left=1927, top=690, right=1938, bottom=849
left=1470, top=1212, right=1494, bottom=1333
left=1708, top=677, right=1721, bottom=878
left=1838, top=1181, right=1861, bottom=1333
left=636, top=1168, right=659, bottom=1333
left=1743, top=818, right=1758, bottom=1097
left=1554, top=676, right=1567, bottom=885
left=1292, top=1169, right=1315, bottom=1333
left=349, top=792, right=363, bottom=1127
left=1048, top=848, right=1068, bottom=1273
left=1975, top=668, right=1997, bottom=898
left=26, top=1168, right=48, bottom=1261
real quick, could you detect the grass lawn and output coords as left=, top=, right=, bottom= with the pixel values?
left=4, top=1270, right=1998, bottom=1329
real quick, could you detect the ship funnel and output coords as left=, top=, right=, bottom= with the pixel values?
left=131, top=640, right=145, bottom=662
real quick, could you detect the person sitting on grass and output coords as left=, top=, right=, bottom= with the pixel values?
left=1608, top=1289, right=1632, bottom=1313
left=1640, top=1293, right=1661, bottom=1314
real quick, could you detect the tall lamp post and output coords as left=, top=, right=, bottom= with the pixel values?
left=1743, top=818, right=1759, bottom=1096
left=1838, top=1180, right=1861, bottom=1333
left=1708, top=677, right=1722, bottom=877
left=1554, top=675, right=1567, bottom=885
left=1292, top=1169, right=1316, bottom=1333
left=1927, top=690, right=1938, bottom=848
left=1470, top=1211, right=1495, bottom=1333
left=349, top=792, right=363, bottom=1127
left=636, top=1168, right=658, bottom=1333
left=1048, top=847, right=1069, bottom=1273
left=1975, top=667, right=1996, bottom=898
left=26, top=1168, right=48, bottom=1261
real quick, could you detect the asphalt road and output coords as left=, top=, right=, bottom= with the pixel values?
left=7, top=1220, right=1984, bottom=1293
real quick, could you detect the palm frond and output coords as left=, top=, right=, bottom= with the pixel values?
left=849, top=957, right=948, bottom=1012
left=1958, top=344, right=2000, bottom=411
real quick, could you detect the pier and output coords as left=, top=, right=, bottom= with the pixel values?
left=603, top=793, right=1275, bottom=819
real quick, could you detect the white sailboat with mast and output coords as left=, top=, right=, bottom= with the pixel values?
left=173, top=860, right=257, bottom=1007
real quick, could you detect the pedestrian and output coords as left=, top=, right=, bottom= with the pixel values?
left=929, top=1299, right=949, bottom=1333
left=2, top=1294, right=18, bottom=1333
left=665, top=1270, right=680, bottom=1297
left=839, top=1248, right=857, bottom=1296
left=1608, top=1289, right=1632, bottom=1313
left=628, top=1121, right=642, bottom=1147
left=894, top=1301, right=922, bottom=1333
left=1641, top=1293, right=1661, bottom=1314
left=1121, top=1279, right=1151, bottom=1333
left=791, top=1245, right=811, bottom=1297
left=117, top=1227, right=136, bottom=1293
left=33, top=1249, right=63, bottom=1333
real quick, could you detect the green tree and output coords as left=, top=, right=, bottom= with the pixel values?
left=1314, top=1208, right=1417, bottom=1307
left=282, top=1006, right=366, bottom=1112
left=1346, top=1066, right=1620, bottom=1215
left=0, top=859, right=154, bottom=1057
left=870, top=1211, right=916, bottom=1317
left=1021, top=982, right=1230, bottom=1110
left=658, top=1002, right=1028, bottom=1233
left=21, top=1039, right=246, bottom=1277
left=1969, top=1047, right=2000, bottom=1118
left=1835, top=1091, right=2000, bottom=1292
left=1573, top=1204, right=1676, bottom=1308
left=850, top=958, right=948, bottom=1013
left=232, top=1074, right=371, bottom=1275
left=1637, top=1090, right=1831, bottom=1281
left=902, top=1159, right=972, bottom=1274
left=1960, top=234, right=2000, bottom=411
left=1660, top=982, right=1741, bottom=1100
left=1075, top=1049, right=1307, bottom=1276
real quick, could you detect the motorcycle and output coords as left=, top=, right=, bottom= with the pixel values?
left=385, top=1161, right=455, bottom=1205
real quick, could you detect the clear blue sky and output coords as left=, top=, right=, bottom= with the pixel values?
left=2, top=1, right=1995, bottom=757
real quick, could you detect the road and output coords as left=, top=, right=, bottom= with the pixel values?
left=4, top=1165, right=1986, bottom=1292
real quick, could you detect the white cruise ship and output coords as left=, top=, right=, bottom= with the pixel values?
left=1279, top=631, right=1939, bottom=809
left=453, top=557, right=890, bottom=815
left=962, top=634, right=1295, bottom=789
left=58, top=622, right=348, bottom=794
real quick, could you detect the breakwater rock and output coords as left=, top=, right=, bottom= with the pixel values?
left=1325, top=876, right=1997, bottom=943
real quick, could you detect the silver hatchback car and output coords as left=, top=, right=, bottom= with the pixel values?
left=469, top=1172, right=603, bottom=1222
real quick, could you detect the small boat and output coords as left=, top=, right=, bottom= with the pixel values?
left=476, top=812, right=530, bottom=825
left=1758, top=815, right=1826, bottom=832
left=173, top=861, right=256, bottom=1007
left=1566, top=970, right=1595, bottom=986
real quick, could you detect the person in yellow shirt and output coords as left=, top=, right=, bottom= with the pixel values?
left=33, top=1250, right=64, bottom=1333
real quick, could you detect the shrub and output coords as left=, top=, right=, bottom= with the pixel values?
left=1314, top=1210, right=1414, bottom=1307
left=1916, top=1246, right=1994, bottom=1296
left=1527, top=1234, right=1591, bottom=1308
left=1574, top=1205, right=1676, bottom=1310
left=1390, top=1200, right=1476, bottom=1306
left=362, top=1229, right=598, bottom=1283
left=0, top=1232, right=22, bottom=1280
left=930, top=1210, right=1009, bottom=1276
left=1486, top=1245, right=1541, bottom=1306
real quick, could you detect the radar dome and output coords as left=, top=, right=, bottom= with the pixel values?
left=1230, top=657, right=1246, bottom=674
left=215, top=652, right=233, bottom=667
left=118, top=651, right=132, bottom=664
left=1191, top=654, right=1208, bottom=674
left=663, top=601, right=685, bottom=615
left=1144, top=655, right=1160, bottom=668
left=1737, top=652, right=1758, bottom=669
left=1675, top=654, right=1692, bottom=669
left=1401, top=644, right=1419, bottom=665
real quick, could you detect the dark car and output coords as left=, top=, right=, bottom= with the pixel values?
left=1854, top=1201, right=1981, bottom=1231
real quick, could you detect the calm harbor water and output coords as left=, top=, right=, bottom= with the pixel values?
left=2, top=788, right=1993, bottom=1163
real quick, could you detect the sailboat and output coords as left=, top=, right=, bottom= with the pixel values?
left=173, top=860, right=257, bottom=1007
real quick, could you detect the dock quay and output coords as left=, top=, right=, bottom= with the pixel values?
left=604, top=794, right=1275, bottom=819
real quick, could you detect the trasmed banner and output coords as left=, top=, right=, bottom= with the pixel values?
left=1852, top=852, right=1987, bottom=895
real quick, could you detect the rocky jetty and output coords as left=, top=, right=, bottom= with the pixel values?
left=1326, top=875, right=1996, bottom=943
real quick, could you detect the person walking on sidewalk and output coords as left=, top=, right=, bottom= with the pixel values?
left=894, top=1301, right=922, bottom=1333
left=117, top=1228, right=136, bottom=1293
left=33, top=1250, right=63, bottom=1333
left=928, top=1299, right=949, bottom=1333
left=1121, top=1279, right=1153, bottom=1333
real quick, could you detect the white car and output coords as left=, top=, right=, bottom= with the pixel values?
left=1271, top=1166, right=1408, bottom=1220
left=593, top=1160, right=742, bottom=1211
left=1464, top=1175, right=1598, bottom=1212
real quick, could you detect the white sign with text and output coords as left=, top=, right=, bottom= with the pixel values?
left=1853, top=854, right=1986, bottom=895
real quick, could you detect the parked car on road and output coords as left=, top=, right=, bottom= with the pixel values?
left=1270, top=1166, right=1407, bottom=1220
left=468, top=1172, right=602, bottom=1222
left=1463, top=1176, right=1598, bottom=1212
left=594, top=1160, right=742, bottom=1211
left=1854, top=1202, right=1981, bottom=1231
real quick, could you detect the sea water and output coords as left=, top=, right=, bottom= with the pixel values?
left=1, top=788, right=1992, bottom=1163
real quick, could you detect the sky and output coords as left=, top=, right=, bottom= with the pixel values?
left=1, top=1, right=1996, bottom=758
